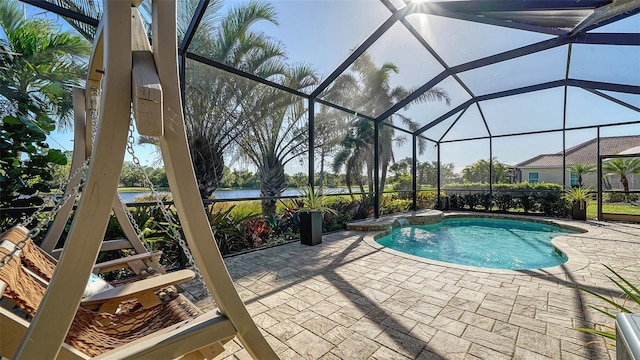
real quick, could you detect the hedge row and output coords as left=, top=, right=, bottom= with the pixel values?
left=443, top=182, right=565, bottom=216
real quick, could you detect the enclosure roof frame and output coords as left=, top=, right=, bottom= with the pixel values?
left=19, top=0, right=640, bottom=142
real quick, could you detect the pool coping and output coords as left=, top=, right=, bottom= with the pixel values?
left=358, top=211, right=591, bottom=276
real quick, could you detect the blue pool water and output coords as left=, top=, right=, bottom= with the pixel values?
left=376, top=218, right=574, bottom=270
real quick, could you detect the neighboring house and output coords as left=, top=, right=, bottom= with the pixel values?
left=515, top=136, right=640, bottom=189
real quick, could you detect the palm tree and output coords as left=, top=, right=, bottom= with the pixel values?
left=314, top=106, right=348, bottom=187
left=603, top=157, right=640, bottom=193
left=46, top=0, right=101, bottom=40
left=461, top=158, right=509, bottom=184
left=567, top=162, right=596, bottom=187
left=237, top=64, right=318, bottom=216
left=58, top=0, right=292, bottom=200
left=140, top=0, right=287, bottom=198
left=0, top=0, right=90, bottom=128
left=332, top=118, right=373, bottom=198
left=328, top=52, right=450, bottom=197
left=184, top=0, right=287, bottom=198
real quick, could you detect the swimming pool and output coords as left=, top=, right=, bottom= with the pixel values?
left=376, top=217, right=575, bottom=270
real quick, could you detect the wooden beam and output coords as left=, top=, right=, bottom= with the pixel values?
left=92, top=250, right=163, bottom=274
left=81, top=270, right=195, bottom=311
left=131, top=8, right=163, bottom=137
left=40, top=88, right=87, bottom=254
left=14, top=1, right=133, bottom=358
left=86, top=20, right=104, bottom=156
left=151, top=0, right=277, bottom=358
left=94, top=311, right=235, bottom=359
left=111, top=195, right=149, bottom=254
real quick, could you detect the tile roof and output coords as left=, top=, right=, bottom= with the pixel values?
left=516, top=136, right=640, bottom=168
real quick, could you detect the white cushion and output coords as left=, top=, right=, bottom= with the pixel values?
left=84, top=273, right=114, bottom=297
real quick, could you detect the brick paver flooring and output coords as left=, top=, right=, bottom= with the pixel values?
left=185, top=213, right=640, bottom=359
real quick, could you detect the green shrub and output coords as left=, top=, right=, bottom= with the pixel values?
left=392, top=174, right=413, bottom=192
left=449, top=194, right=464, bottom=210
left=380, top=196, right=411, bottom=215
left=417, top=190, right=439, bottom=209
left=515, top=194, right=536, bottom=213
left=203, top=204, right=259, bottom=255
left=443, top=182, right=564, bottom=215
left=463, top=193, right=479, bottom=210
left=1, top=114, right=67, bottom=209
left=478, top=193, right=492, bottom=210
left=604, top=192, right=639, bottom=203
left=494, top=193, right=515, bottom=212
left=322, top=201, right=353, bottom=232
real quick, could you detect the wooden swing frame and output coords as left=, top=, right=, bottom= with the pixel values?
left=38, top=87, right=165, bottom=277
left=13, top=1, right=276, bottom=358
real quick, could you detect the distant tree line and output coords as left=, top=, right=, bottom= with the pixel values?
left=114, top=162, right=352, bottom=191
left=3, top=0, right=451, bottom=217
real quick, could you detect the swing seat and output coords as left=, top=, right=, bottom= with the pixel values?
left=0, top=226, right=233, bottom=359
left=91, top=250, right=163, bottom=276
left=13, top=1, right=276, bottom=357
left=3, top=226, right=188, bottom=312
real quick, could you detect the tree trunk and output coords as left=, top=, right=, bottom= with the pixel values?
left=366, top=157, right=374, bottom=196
left=345, top=164, right=355, bottom=201
left=319, top=148, right=325, bottom=187
left=380, top=159, right=389, bottom=196
left=622, top=175, right=629, bottom=192
left=190, top=138, right=224, bottom=198
left=259, top=157, right=286, bottom=217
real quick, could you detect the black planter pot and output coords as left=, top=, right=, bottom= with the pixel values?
left=572, top=201, right=587, bottom=220
left=299, top=211, right=322, bottom=246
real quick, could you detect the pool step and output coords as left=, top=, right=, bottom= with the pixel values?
left=346, top=210, right=443, bottom=231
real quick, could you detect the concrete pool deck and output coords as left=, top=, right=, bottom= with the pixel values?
left=185, top=211, right=640, bottom=359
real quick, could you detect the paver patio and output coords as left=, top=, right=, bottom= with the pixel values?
left=185, top=212, right=640, bottom=359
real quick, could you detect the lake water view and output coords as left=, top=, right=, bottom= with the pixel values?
left=117, top=188, right=349, bottom=202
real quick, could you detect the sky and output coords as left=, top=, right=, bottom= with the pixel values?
left=15, top=1, right=640, bottom=175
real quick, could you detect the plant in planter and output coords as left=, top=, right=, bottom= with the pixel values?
left=564, top=186, right=593, bottom=220
left=576, top=264, right=640, bottom=345
left=295, top=186, right=337, bottom=246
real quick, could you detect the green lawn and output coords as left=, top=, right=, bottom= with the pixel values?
left=117, top=187, right=152, bottom=192
left=587, top=203, right=640, bottom=218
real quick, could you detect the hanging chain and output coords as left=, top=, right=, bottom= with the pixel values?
left=125, top=122, right=211, bottom=299
left=90, top=87, right=99, bottom=147
left=4, top=159, right=90, bottom=271
left=0, top=235, right=28, bottom=268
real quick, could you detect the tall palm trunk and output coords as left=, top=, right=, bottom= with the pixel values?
left=380, top=160, right=389, bottom=196
left=318, top=148, right=325, bottom=187
left=191, top=137, right=224, bottom=198
left=259, top=156, right=286, bottom=215
left=621, top=175, right=630, bottom=192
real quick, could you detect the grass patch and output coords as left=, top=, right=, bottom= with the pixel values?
left=587, top=203, right=640, bottom=218
left=212, top=200, right=263, bottom=217
left=117, top=187, right=151, bottom=192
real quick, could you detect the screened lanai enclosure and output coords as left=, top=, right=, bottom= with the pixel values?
left=4, top=1, right=640, bottom=358
left=15, top=0, right=640, bottom=222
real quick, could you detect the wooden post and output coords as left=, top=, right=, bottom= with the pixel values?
left=14, top=2, right=132, bottom=358
left=151, top=1, right=276, bottom=358
left=40, top=88, right=87, bottom=254
left=41, top=86, right=148, bottom=257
